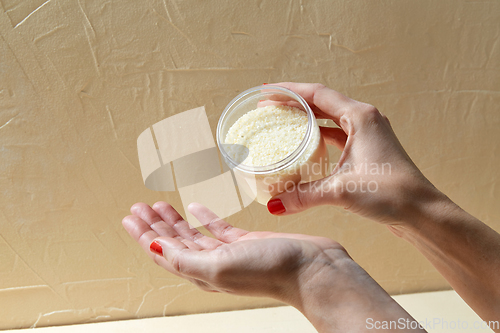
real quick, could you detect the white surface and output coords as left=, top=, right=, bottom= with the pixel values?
left=394, top=290, right=495, bottom=333
left=7, top=290, right=495, bottom=332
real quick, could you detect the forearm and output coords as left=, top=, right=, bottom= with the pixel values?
left=396, top=189, right=500, bottom=325
left=289, top=253, right=426, bottom=332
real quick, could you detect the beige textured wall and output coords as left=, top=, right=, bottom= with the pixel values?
left=1, top=0, right=499, bottom=329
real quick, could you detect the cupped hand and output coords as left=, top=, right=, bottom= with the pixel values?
left=268, top=82, right=441, bottom=227
left=122, top=201, right=349, bottom=304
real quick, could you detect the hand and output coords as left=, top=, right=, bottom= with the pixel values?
left=266, top=83, right=500, bottom=328
left=122, top=201, right=422, bottom=332
left=268, top=82, right=442, bottom=228
left=121, top=201, right=347, bottom=302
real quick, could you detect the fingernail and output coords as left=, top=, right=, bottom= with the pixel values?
left=263, top=83, right=268, bottom=85
left=267, top=199, right=286, bottom=215
left=150, top=241, right=163, bottom=256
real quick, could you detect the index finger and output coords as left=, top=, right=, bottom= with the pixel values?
left=187, top=203, right=249, bottom=243
left=271, top=82, right=355, bottom=121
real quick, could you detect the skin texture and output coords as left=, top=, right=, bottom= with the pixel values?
left=122, top=202, right=423, bottom=332
left=123, top=82, right=500, bottom=332
left=269, top=83, right=500, bottom=329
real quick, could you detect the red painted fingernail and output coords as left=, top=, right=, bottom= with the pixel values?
left=150, top=241, right=163, bottom=256
left=263, top=83, right=268, bottom=85
left=267, top=199, right=286, bottom=215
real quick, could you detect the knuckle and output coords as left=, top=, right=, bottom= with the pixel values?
left=207, top=217, right=224, bottom=229
left=218, top=224, right=233, bottom=238
left=137, top=231, right=151, bottom=246
left=153, top=253, right=162, bottom=266
left=295, top=188, right=306, bottom=210
left=381, top=114, right=391, bottom=125
left=361, top=104, right=380, bottom=118
left=330, top=176, right=350, bottom=203
left=169, top=251, right=182, bottom=273
left=312, top=83, right=326, bottom=91
left=352, top=103, right=387, bottom=126
left=190, top=232, right=204, bottom=243
left=296, top=181, right=317, bottom=209
left=170, top=217, right=184, bottom=228
left=339, top=114, right=350, bottom=129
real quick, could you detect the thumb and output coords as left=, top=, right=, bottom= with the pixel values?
left=267, top=175, right=345, bottom=215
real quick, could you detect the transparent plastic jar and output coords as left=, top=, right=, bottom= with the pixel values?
left=216, top=85, right=329, bottom=205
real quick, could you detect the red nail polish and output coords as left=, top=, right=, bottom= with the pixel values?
left=263, top=83, right=268, bottom=85
left=267, top=199, right=286, bottom=215
left=150, top=241, right=163, bottom=256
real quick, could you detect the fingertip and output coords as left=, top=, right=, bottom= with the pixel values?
left=121, top=215, right=134, bottom=228
left=121, top=215, right=144, bottom=237
left=152, top=201, right=169, bottom=210
left=267, top=198, right=286, bottom=215
left=187, top=202, right=199, bottom=209
left=150, top=240, right=163, bottom=256
left=187, top=202, right=203, bottom=214
left=268, top=177, right=336, bottom=215
left=130, top=202, right=146, bottom=215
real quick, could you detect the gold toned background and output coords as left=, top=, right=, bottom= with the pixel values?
left=1, top=0, right=499, bottom=329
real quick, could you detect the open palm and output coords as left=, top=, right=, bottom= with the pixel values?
left=122, top=201, right=347, bottom=300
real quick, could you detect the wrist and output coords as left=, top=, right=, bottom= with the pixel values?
left=293, top=250, right=358, bottom=331
left=389, top=180, right=477, bottom=253
left=389, top=178, right=454, bottom=236
left=288, top=248, right=417, bottom=332
left=278, top=246, right=349, bottom=310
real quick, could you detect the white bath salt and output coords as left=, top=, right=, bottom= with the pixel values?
left=224, top=105, right=311, bottom=166
left=224, top=104, right=327, bottom=204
